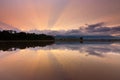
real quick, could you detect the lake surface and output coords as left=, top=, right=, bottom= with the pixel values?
left=0, top=42, right=120, bottom=80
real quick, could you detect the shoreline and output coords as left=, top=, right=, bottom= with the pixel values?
left=56, top=39, right=120, bottom=42
left=0, top=40, right=55, bottom=42
left=0, top=39, right=120, bottom=43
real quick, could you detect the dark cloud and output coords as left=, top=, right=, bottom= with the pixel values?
left=85, top=22, right=120, bottom=34
left=65, top=22, right=120, bottom=36
left=65, top=30, right=83, bottom=35
left=85, top=22, right=105, bottom=32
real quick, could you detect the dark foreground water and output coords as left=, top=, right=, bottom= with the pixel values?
left=0, top=42, right=120, bottom=80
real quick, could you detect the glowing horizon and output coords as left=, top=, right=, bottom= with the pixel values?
left=0, top=0, right=120, bottom=31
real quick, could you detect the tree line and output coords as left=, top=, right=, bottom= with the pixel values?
left=0, top=30, right=55, bottom=40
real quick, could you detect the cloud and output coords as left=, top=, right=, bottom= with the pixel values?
left=85, top=22, right=105, bottom=31
left=64, top=22, right=120, bottom=36
left=0, top=21, right=20, bottom=31
left=28, top=22, right=120, bottom=36
left=85, top=22, right=119, bottom=32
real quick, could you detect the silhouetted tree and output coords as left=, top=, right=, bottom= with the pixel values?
left=0, top=30, right=55, bottom=41
left=80, top=37, right=83, bottom=43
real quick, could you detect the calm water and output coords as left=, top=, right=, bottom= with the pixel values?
left=0, top=42, right=120, bottom=80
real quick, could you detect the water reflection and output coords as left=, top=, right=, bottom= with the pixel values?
left=0, top=41, right=120, bottom=80
left=0, top=41, right=120, bottom=57
left=51, top=42, right=120, bottom=57
left=0, top=41, right=54, bottom=51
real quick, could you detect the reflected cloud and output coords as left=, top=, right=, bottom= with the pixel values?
left=0, top=41, right=120, bottom=57
left=48, top=42, right=120, bottom=57
left=85, top=50, right=104, bottom=57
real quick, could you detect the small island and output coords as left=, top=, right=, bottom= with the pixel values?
left=0, top=30, right=55, bottom=51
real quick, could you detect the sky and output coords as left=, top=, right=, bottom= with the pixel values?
left=0, top=0, right=120, bottom=35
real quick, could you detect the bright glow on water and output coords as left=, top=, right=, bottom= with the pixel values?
left=0, top=43, right=120, bottom=80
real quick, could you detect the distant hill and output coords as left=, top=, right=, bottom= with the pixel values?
left=55, top=35, right=120, bottom=40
